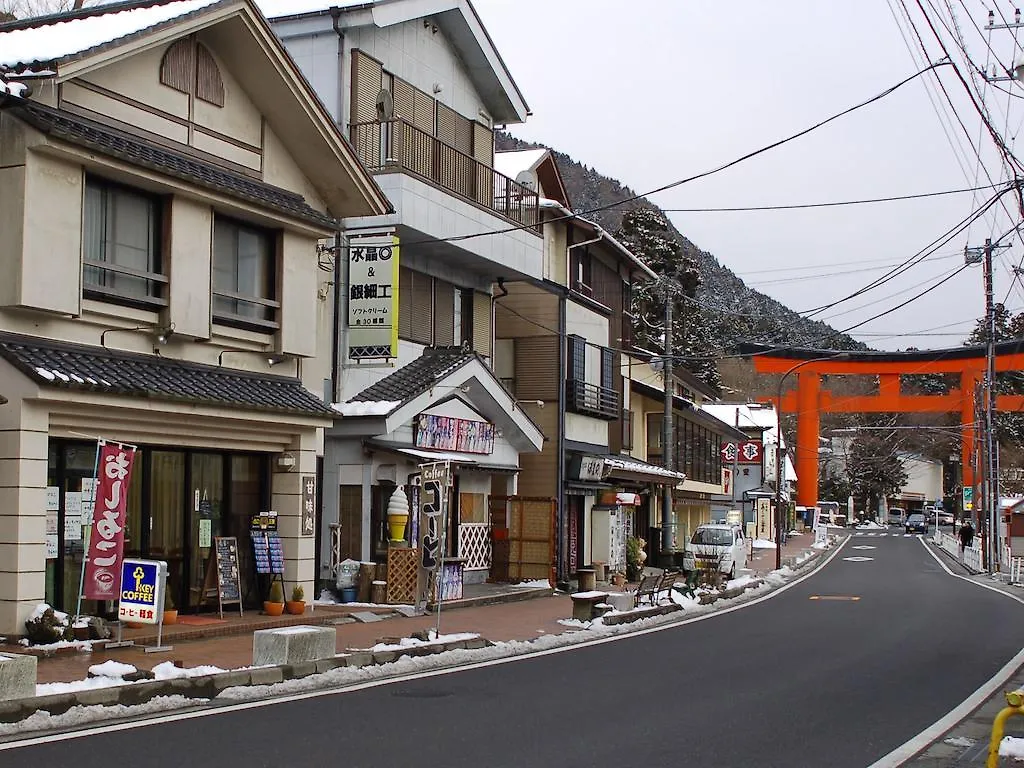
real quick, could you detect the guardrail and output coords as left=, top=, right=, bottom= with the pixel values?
left=937, top=531, right=982, bottom=571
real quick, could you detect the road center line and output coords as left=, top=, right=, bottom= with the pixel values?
left=0, top=539, right=853, bottom=750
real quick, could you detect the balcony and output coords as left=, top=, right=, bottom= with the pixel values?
left=566, top=379, right=620, bottom=420
left=350, top=118, right=540, bottom=231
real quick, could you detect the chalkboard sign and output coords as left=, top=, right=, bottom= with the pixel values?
left=253, top=531, right=284, bottom=575
left=203, top=536, right=242, bottom=618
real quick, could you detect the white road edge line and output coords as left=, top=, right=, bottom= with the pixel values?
left=0, top=539, right=852, bottom=751
left=865, top=539, right=1024, bottom=768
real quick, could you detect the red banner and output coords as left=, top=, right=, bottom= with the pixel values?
left=84, top=444, right=136, bottom=600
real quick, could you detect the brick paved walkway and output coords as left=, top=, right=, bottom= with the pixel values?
left=13, top=537, right=824, bottom=686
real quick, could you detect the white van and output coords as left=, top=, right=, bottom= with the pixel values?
left=682, top=523, right=747, bottom=580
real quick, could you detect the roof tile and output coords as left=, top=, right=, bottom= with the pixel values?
left=347, top=346, right=476, bottom=405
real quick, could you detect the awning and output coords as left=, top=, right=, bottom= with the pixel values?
left=602, top=456, right=686, bottom=484
left=616, top=492, right=642, bottom=506
left=566, top=480, right=614, bottom=496
left=366, top=440, right=520, bottom=472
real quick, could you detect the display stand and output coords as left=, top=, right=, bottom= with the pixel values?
left=202, top=537, right=243, bottom=618
left=253, top=530, right=285, bottom=600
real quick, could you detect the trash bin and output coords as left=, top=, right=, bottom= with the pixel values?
left=577, top=568, right=596, bottom=592
left=340, top=586, right=358, bottom=603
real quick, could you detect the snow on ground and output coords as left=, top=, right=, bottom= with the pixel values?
left=369, top=633, right=479, bottom=652
left=725, top=575, right=758, bottom=590
left=313, top=591, right=412, bottom=610
left=856, top=521, right=886, bottom=530
left=36, top=675, right=130, bottom=696
left=944, top=736, right=976, bottom=747
left=1001, top=736, right=1024, bottom=760
left=753, top=539, right=777, bottom=549
left=0, top=696, right=202, bottom=736
left=19, top=638, right=93, bottom=652
left=788, top=530, right=803, bottom=536
left=509, top=579, right=552, bottom=589
left=88, top=660, right=136, bottom=678
left=151, top=662, right=226, bottom=679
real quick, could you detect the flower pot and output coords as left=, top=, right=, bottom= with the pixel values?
left=285, top=600, right=305, bottom=615
left=124, top=622, right=145, bottom=629
left=263, top=601, right=285, bottom=617
left=72, top=626, right=90, bottom=641
left=162, top=610, right=178, bottom=626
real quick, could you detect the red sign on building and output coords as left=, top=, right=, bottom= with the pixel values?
left=721, top=440, right=763, bottom=465
left=84, top=443, right=137, bottom=600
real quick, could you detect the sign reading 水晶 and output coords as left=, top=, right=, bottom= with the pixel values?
left=118, top=558, right=165, bottom=625
left=347, top=233, right=399, bottom=360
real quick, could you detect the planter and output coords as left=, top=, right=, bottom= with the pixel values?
left=162, top=609, right=178, bottom=625
left=72, top=626, right=91, bottom=641
left=263, top=601, right=285, bottom=617
left=285, top=600, right=305, bottom=615
left=124, top=621, right=146, bottom=629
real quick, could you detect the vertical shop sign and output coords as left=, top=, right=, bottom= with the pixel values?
left=347, top=233, right=399, bottom=360
left=301, top=475, right=316, bottom=537
left=84, top=444, right=137, bottom=600
left=568, top=506, right=578, bottom=573
left=416, top=462, right=450, bottom=608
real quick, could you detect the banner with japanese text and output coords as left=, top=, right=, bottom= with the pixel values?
left=347, top=232, right=399, bottom=360
left=415, top=461, right=450, bottom=609
left=84, top=443, right=137, bottom=600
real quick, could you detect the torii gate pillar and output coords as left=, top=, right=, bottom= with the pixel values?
left=795, top=371, right=821, bottom=508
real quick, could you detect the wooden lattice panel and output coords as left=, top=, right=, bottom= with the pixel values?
left=458, top=523, right=491, bottom=570
left=386, top=547, right=417, bottom=604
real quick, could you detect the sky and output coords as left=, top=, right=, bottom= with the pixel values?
left=472, top=0, right=1024, bottom=351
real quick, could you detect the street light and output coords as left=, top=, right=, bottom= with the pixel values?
left=774, top=353, right=849, bottom=571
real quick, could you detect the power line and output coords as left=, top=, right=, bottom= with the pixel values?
left=660, top=183, right=998, bottom=213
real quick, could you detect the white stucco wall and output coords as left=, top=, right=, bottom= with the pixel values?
left=902, top=457, right=943, bottom=500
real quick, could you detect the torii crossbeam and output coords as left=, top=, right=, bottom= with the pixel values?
left=745, top=341, right=1024, bottom=508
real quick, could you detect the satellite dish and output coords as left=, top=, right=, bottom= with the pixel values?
left=375, top=88, right=394, bottom=121
left=515, top=170, right=537, bottom=190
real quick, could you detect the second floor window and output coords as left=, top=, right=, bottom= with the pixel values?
left=83, top=177, right=165, bottom=308
left=212, top=217, right=278, bottom=330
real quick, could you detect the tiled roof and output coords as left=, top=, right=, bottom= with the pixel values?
left=0, top=333, right=334, bottom=417
left=0, top=0, right=225, bottom=74
left=346, top=346, right=476, bottom=408
left=7, top=101, right=337, bottom=229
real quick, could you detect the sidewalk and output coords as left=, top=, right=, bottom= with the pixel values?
left=7, top=536, right=822, bottom=688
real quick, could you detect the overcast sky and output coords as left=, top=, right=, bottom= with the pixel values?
left=473, top=0, right=1024, bottom=352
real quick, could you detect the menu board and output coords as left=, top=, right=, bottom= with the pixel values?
left=214, top=537, right=241, bottom=602
left=253, top=532, right=284, bottom=575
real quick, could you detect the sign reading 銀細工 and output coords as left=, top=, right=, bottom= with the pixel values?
left=347, top=233, right=399, bottom=360
left=118, top=558, right=166, bottom=625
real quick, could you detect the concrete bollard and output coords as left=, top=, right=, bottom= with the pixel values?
left=0, top=653, right=36, bottom=701
left=252, top=625, right=337, bottom=666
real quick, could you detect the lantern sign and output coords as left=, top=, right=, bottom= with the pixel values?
left=84, top=443, right=137, bottom=600
left=416, top=461, right=450, bottom=608
left=721, top=440, right=763, bottom=465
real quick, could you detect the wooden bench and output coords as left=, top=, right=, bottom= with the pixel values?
left=634, top=570, right=683, bottom=605
left=570, top=590, right=609, bottom=621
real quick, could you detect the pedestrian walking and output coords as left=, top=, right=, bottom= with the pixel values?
left=958, top=520, right=975, bottom=560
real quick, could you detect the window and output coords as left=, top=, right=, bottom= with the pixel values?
left=83, top=177, right=165, bottom=308
left=571, top=249, right=592, bottom=295
left=567, top=334, right=586, bottom=382
left=601, top=347, right=615, bottom=391
left=212, top=217, right=278, bottom=330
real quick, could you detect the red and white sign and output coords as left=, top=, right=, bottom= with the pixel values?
left=721, top=440, right=763, bottom=465
left=84, top=444, right=137, bottom=601
left=722, top=468, right=733, bottom=495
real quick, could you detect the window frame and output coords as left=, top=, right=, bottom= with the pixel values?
left=211, top=215, right=280, bottom=332
left=82, top=175, right=167, bottom=310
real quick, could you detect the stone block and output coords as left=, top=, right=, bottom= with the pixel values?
left=76, top=686, right=122, bottom=706
left=350, top=611, right=383, bottom=623
left=249, top=667, right=284, bottom=686
left=211, top=670, right=251, bottom=691
left=606, top=592, right=635, bottom=612
left=372, top=650, right=398, bottom=664
left=253, top=625, right=337, bottom=666
left=0, top=653, right=35, bottom=701
left=343, top=651, right=373, bottom=668
left=286, top=661, right=317, bottom=679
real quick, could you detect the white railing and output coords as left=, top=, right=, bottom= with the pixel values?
left=938, top=532, right=959, bottom=558
left=964, top=544, right=982, bottom=572
left=1012, top=557, right=1024, bottom=584
left=459, top=523, right=491, bottom=570
left=936, top=531, right=982, bottom=572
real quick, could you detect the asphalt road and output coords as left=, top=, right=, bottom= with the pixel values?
left=4, top=536, right=1024, bottom=768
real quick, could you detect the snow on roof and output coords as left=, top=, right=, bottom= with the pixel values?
left=332, top=400, right=401, bottom=417
left=0, top=76, right=27, bottom=96
left=255, top=0, right=370, bottom=19
left=494, top=148, right=547, bottom=181
left=701, top=402, right=784, bottom=446
left=0, top=0, right=222, bottom=71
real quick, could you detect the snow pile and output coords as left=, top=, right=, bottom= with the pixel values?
left=88, top=660, right=136, bottom=678
left=725, top=574, right=758, bottom=590
left=509, top=579, right=552, bottom=589
left=369, top=632, right=479, bottom=653
left=19, top=637, right=93, bottom=652
left=0, top=696, right=202, bottom=737
left=752, top=539, right=777, bottom=549
left=1000, top=736, right=1024, bottom=760
left=944, top=736, right=976, bottom=747
left=856, top=521, right=886, bottom=530
left=151, top=661, right=226, bottom=679
left=36, top=675, right=129, bottom=696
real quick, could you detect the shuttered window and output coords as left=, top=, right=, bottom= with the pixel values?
left=473, top=121, right=494, bottom=167
left=398, top=266, right=433, bottom=344
left=601, top=347, right=615, bottom=390
left=392, top=76, right=415, bottom=122
left=472, top=291, right=491, bottom=357
left=515, top=337, right=559, bottom=401
left=567, top=335, right=586, bottom=382
left=437, top=103, right=458, bottom=147
left=351, top=50, right=383, bottom=123
left=433, top=279, right=456, bottom=346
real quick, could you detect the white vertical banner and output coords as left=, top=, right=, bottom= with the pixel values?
left=347, top=232, right=399, bottom=360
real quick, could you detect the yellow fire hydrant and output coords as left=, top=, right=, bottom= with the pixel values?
left=987, top=690, right=1024, bottom=767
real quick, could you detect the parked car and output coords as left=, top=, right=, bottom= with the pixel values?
left=888, top=507, right=905, bottom=526
left=683, top=524, right=748, bottom=580
left=905, top=513, right=929, bottom=534
left=938, top=511, right=955, bottom=526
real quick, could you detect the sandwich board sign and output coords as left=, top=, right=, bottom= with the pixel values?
left=117, top=557, right=172, bottom=653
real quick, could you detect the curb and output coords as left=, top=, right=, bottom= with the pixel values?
left=0, top=636, right=493, bottom=725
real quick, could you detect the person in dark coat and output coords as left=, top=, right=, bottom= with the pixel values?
left=958, top=520, right=975, bottom=552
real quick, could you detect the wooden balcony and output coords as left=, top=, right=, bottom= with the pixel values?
left=566, top=379, right=620, bottom=420
left=349, top=118, right=540, bottom=231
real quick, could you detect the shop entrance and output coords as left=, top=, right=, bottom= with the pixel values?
left=46, top=441, right=269, bottom=616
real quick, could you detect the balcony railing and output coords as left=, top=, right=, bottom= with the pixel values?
left=566, top=379, right=620, bottom=420
left=350, top=118, right=540, bottom=231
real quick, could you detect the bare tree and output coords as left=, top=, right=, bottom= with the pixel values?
left=1, top=0, right=94, bottom=20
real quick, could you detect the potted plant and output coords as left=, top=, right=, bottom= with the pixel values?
left=264, top=580, right=285, bottom=616
left=286, top=584, right=306, bottom=615
left=162, top=589, right=178, bottom=625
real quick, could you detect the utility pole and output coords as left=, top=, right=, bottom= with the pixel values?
left=661, top=281, right=675, bottom=564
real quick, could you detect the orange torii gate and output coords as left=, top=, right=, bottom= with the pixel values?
left=745, top=341, right=1024, bottom=508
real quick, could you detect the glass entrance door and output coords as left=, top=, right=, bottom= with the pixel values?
left=188, top=454, right=224, bottom=610
left=149, top=451, right=185, bottom=612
